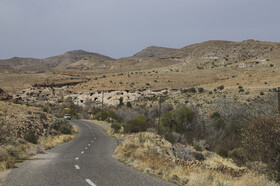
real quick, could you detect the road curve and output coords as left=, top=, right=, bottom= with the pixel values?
left=1, top=120, right=176, bottom=186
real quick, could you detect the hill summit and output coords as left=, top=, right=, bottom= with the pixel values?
left=133, top=46, right=177, bottom=58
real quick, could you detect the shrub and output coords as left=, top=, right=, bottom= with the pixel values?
left=50, top=119, right=73, bottom=134
left=182, top=87, right=196, bottom=93
left=165, top=132, right=175, bottom=144
left=24, top=131, right=38, bottom=144
left=239, top=88, right=244, bottom=93
left=194, top=144, right=203, bottom=151
left=214, top=145, right=228, bottom=157
left=160, top=106, right=194, bottom=133
left=260, top=91, right=264, bottom=95
left=214, top=118, right=226, bottom=130
left=119, top=97, right=124, bottom=106
left=228, top=148, right=247, bottom=165
left=217, top=85, right=224, bottom=90
left=93, top=110, right=119, bottom=121
left=126, top=101, right=132, bottom=108
left=40, top=113, right=47, bottom=121
left=111, top=123, right=121, bottom=133
left=107, top=110, right=118, bottom=120
left=242, top=117, right=280, bottom=179
left=42, top=105, right=49, bottom=113
left=123, top=115, right=148, bottom=133
left=93, top=111, right=108, bottom=121
left=210, top=112, right=221, bottom=119
left=0, top=121, right=12, bottom=144
left=198, top=88, right=204, bottom=93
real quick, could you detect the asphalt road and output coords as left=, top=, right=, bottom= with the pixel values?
left=1, top=120, right=176, bottom=186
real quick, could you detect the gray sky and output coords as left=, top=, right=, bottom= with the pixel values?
left=0, top=0, right=279, bottom=59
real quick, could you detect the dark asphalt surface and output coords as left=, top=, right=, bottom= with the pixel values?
left=1, top=120, right=176, bottom=186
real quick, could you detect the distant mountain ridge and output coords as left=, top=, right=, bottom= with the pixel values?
left=1, top=40, right=280, bottom=72
left=133, top=46, right=177, bottom=58
left=0, top=50, right=112, bottom=72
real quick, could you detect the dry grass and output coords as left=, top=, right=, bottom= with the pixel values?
left=0, top=128, right=77, bottom=171
left=39, top=129, right=77, bottom=150
left=115, top=132, right=278, bottom=185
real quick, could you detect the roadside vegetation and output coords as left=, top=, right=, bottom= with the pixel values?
left=0, top=101, right=77, bottom=171
left=89, top=93, right=280, bottom=185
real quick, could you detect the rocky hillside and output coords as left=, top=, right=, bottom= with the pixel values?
left=164, top=40, right=280, bottom=69
left=0, top=101, right=53, bottom=139
left=133, top=46, right=177, bottom=58
left=0, top=50, right=113, bottom=72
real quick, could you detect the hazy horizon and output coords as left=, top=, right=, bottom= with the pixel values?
left=1, top=0, right=280, bottom=59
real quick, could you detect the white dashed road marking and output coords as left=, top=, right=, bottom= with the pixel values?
left=75, top=165, right=80, bottom=170
left=75, top=157, right=79, bottom=160
left=88, top=144, right=91, bottom=146
left=81, top=151, right=84, bottom=154
left=86, top=179, right=97, bottom=186
left=91, top=141, right=93, bottom=143
left=85, top=147, right=88, bottom=150
left=82, top=122, right=92, bottom=130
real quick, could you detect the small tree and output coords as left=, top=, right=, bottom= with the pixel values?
left=123, top=115, right=148, bottom=133
left=126, top=101, right=132, bottom=108
left=118, top=97, right=124, bottom=106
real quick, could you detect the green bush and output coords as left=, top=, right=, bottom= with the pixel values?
left=165, top=132, right=175, bottom=144
left=160, top=111, right=176, bottom=132
left=228, top=148, right=247, bottom=165
left=123, top=115, right=148, bottom=133
left=93, top=110, right=119, bottom=121
left=93, top=111, right=108, bottom=121
left=160, top=106, right=194, bottom=133
left=126, top=101, right=132, bottom=108
left=239, top=88, right=244, bottom=93
left=24, top=131, right=38, bottom=144
left=42, top=105, right=49, bottom=113
left=182, top=87, right=196, bottom=93
left=198, top=88, right=204, bottom=93
left=210, top=112, right=226, bottom=130
left=214, top=118, right=226, bottom=130
left=50, top=119, right=73, bottom=134
left=111, top=123, right=121, bottom=133
left=210, top=112, right=221, bottom=119
left=118, top=97, right=124, bottom=106
left=217, top=85, right=224, bottom=90
left=214, top=145, right=228, bottom=157
left=194, top=144, right=203, bottom=151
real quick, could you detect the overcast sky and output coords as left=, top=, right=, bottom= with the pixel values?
left=0, top=0, right=279, bottom=59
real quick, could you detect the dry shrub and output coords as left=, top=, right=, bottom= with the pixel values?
left=115, top=132, right=278, bottom=185
left=39, top=133, right=76, bottom=150
left=0, top=121, right=12, bottom=144
left=242, top=116, right=280, bottom=179
left=0, top=157, right=16, bottom=170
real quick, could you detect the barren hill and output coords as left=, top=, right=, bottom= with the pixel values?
left=0, top=50, right=113, bottom=72
left=163, top=40, right=280, bottom=69
left=133, top=46, right=177, bottom=58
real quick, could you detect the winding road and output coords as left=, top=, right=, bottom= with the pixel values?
left=1, top=120, right=176, bottom=186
